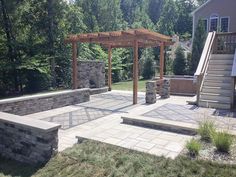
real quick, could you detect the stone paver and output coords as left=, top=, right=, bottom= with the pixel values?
left=143, top=103, right=236, bottom=131
left=27, top=91, right=196, bottom=158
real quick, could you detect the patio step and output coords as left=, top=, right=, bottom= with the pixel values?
left=200, top=93, right=231, bottom=102
left=203, top=81, right=232, bottom=87
left=122, top=115, right=197, bottom=135
left=198, top=100, right=231, bottom=109
left=198, top=53, right=234, bottom=110
left=207, top=69, right=231, bottom=76
left=208, top=64, right=232, bottom=70
left=202, top=86, right=232, bottom=94
left=210, top=54, right=234, bottom=60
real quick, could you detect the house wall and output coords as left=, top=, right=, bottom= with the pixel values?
left=193, top=0, right=236, bottom=37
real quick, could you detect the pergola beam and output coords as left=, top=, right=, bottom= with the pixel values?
left=65, top=28, right=174, bottom=105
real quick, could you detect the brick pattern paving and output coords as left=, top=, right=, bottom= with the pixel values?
left=39, top=92, right=145, bottom=129
left=143, top=103, right=236, bottom=131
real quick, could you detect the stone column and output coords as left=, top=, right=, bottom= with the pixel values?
left=159, top=79, right=170, bottom=99
left=146, top=81, right=157, bottom=104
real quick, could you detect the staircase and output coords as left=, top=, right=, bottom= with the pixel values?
left=198, top=54, right=234, bottom=109
left=195, top=32, right=236, bottom=110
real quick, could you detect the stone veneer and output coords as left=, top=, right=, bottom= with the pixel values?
left=0, top=112, right=60, bottom=165
left=0, top=89, right=90, bottom=116
left=146, top=81, right=157, bottom=104
left=78, top=60, right=105, bottom=89
left=159, top=79, right=170, bottom=99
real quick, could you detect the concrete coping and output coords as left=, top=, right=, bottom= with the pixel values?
left=0, top=89, right=90, bottom=104
left=0, top=112, right=61, bottom=132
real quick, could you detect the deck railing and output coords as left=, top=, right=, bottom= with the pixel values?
left=195, top=32, right=216, bottom=103
left=213, top=32, right=236, bottom=54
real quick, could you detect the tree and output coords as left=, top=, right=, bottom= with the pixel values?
left=190, top=19, right=207, bottom=75
left=173, top=46, right=187, bottom=75
left=157, top=0, right=178, bottom=35
left=148, top=0, right=164, bottom=24
left=141, top=49, right=155, bottom=79
left=175, top=0, right=195, bottom=35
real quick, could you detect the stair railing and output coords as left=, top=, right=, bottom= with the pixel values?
left=213, top=32, right=236, bottom=54
left=194, top=31, right=216, bottom=104
left=231, top=49, right=236, bottom=108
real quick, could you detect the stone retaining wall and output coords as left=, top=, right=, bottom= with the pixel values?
left=155, top=77, right=196, bottom=96
left=0, top=89, right=90, bottom=116
left=78, top=60, right=105, bottom=89
left=0, top=112, right=60, bottom=165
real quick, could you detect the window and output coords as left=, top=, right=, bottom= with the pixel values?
left=203, top=19, right=208, bottom=32
left=221, top=17, right=229, bottom=32
left=210, top=15, right=218, bottom=32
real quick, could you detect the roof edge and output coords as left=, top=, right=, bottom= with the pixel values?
left=191, top=0, right=212, bottom=15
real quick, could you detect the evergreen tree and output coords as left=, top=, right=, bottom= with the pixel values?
left=157, top=0, right=177, bottom=35
left=190, top=19, right=207, bottom=75
left=141, top=49, right=155, bottom=79
left=173, top=46, right=187, bottom=75
left=148, top=0, right=164, bottom=24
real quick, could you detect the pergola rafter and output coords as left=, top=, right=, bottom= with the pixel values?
left=65, top=28, right=174, bottom=104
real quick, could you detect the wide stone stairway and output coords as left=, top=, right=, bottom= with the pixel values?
left=199, top=54, right=234, bottom=109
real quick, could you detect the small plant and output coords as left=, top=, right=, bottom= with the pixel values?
left=212, top=131, right=233, bottom=153
left=186, top=139, right=201, bottom=157
left=198, top=120, right=216, bottom=142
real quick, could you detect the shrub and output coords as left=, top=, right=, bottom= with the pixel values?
left=198, top=120, right=216, bottom=142
left=213, top=131, right=233, bottom=153
left=186, top=139, right=201, bottom=157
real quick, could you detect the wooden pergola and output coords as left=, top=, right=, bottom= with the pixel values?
left=65, top=28, right=174, bottom=104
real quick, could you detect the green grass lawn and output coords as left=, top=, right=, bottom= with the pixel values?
left=1, top=140, right=236, bottom=177
left=112, top=80, right=148, bottom=92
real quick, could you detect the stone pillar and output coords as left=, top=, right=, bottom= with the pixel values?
left=159, top=79, right=170, bottom=99
left=146, top=81, right=157, bottom=104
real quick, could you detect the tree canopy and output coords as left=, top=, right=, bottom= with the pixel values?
left=0, top=0, right=201, bottom=97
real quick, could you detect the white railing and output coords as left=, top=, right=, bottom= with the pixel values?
left=194, top=32, right=216, bottom=103
left=231, top=49, right=236, bottom=77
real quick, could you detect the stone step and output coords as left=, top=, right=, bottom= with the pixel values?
left=209, top=59, right=233, bottom=65
left=203, top=81, right=232, bottom=87
left=207, top=69, right=231, bottom=75
left=199, top=100, right=231, bottom=109
left=204, top=75, right=232, bottom=82
left=202, top=86, right=232, bottom=94
left=210, top=54, right=234, bottom=60
left=208, top=65, right=232, bottom=70
left=200, top=93, right=231, bottom=102
left=122, top=115, right=197, bottom=135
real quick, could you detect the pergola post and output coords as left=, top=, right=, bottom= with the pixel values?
left=133, top=40, right=138, bottom=104
left=160, top=42, right=164, bottom=80
left=72, top=42, right=78, bottom=89
left=108, top=45, right=112, bottom=91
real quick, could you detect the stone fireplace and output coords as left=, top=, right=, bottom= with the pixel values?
left=77, top=60, right=105, bottom=89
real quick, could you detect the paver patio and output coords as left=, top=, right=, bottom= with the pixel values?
left=26, top=90, right=236, bottom=159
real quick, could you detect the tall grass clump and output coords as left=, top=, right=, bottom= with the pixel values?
left=212, top=131, right=233, bottom=153
left=186, top=139, right=201, bottom=157
left=198, top=120, right=216, bottom=142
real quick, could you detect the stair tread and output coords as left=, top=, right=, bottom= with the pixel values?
left=199, top=99, right=231, bottom=104
left=200, top=92, right=231, bottom=97
left=202, top=86, right=232, bottom=90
